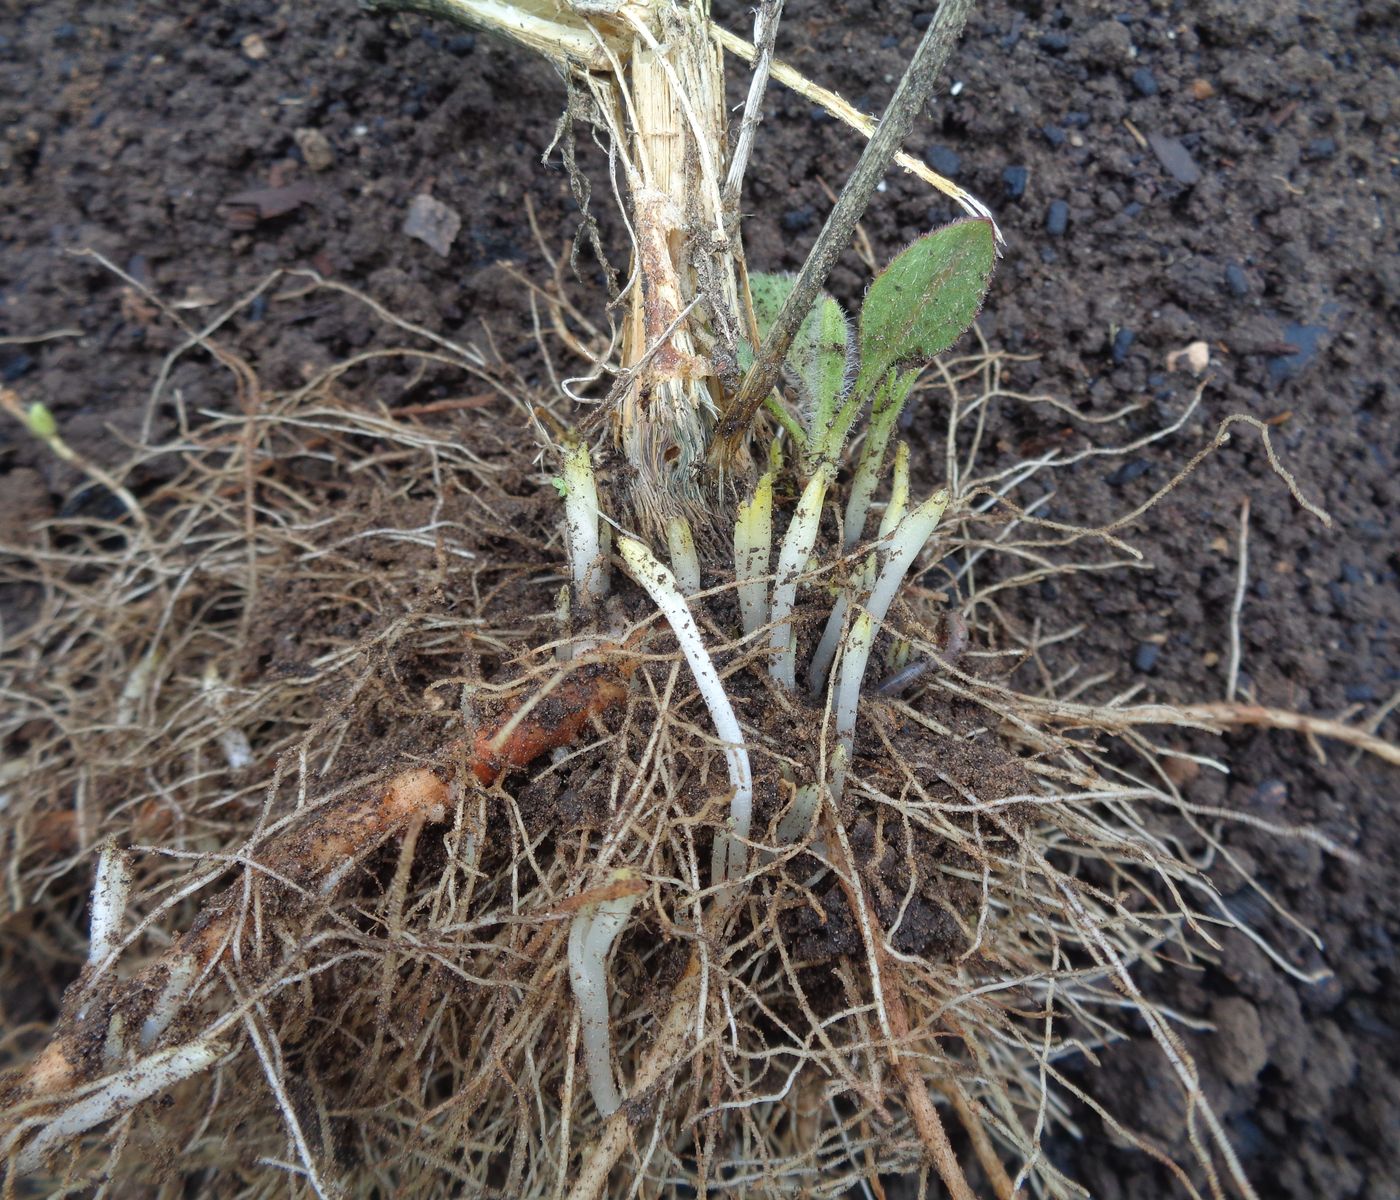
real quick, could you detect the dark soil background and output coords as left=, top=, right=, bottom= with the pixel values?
left=2, top=1, right=1397, bottom=1196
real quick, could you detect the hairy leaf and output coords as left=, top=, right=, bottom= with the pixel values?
left=748, top=273, right=854, bottom=443
left=855, top=218, right=996, bottom=397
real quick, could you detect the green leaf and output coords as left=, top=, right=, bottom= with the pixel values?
left=855, top=219, right=996, bottom=398
left=748, top=273, right=853, bottom=442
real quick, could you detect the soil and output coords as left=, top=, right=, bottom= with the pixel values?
left=2, top=1, right=1397, bottom=1197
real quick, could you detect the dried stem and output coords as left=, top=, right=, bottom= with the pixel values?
left=717, top=0, right=976, bottom=453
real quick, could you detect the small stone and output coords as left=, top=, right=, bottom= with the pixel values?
left=1045, top=199, right=1069, bottom=236
left=912, top=12, right=933, bottom=29
left=1107, top=459, right=1150, bottom=487
left=1042, top=124, right=1066, bottom=147
left=1148, top=132, right=1201, bottom=185
left=1190, top=78, right=1216, bottom=100
left=1267, top=322, right=1327, bottom=385
left=1, top=352, right=35, bottom=383
left=446, top=33, right=476, bottom=55
left=240, top=32, right=269, bottom=60
left=293, top=127, right=335, bottom=172
left=1345, top=683, right=1376, bottom=703
left=1131, top=67, right=1158, bottom=96
left=1166, top=341, right=1211, bottom=375
left=1133, top=642, right=1160, bottom=672
left=402, top=193, right=461, bottom=257
left=1303, top=136, right=1337, bottom=161
left=1340, top=563, right=1363, bottom=584
left=1074, top=20, right=1132, bottom=65
left=1111, top=327, right=1135, bottom=364
left=924, top=145, right=961, bottom=177
left=1210, top=998, right=1268, bottom=1087
left=1224, top=262, right=1249, bottom=297
left=1039, top=31, right=1070, bottom=53
left=1001, top=165, right=1029, bottom=199
left=781, top=205, right=815, bottom=233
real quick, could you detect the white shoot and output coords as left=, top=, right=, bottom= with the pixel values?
left=562, top=440, right=609, bottom=605
left=88, top=843, right=133, bottom=972
left=831, top=489, right=950, bottom=783
left=866, top=487, right=950, bottom=632
left=11, top=1039, right=222, bottom=1175
left=567, top=869, right=642, bottom=1118
left=808, top=593, right=849, bottom=698
left=666, top=515, right=701, bottom=595
left=883, top=442, right=912, bottom=534
left=834, top=610, right=876, bottom=771
left=768, top=464, right=835, bottom=689
left=734, top=472, right=773, bottom=636
left=775, top=783, right=820, bottom=846
left=202, top=665, right=253, bottom=770
left=841, top=373, right=915, bottom=550
left=618, top=537, right=753, bottom=884
left=807, top=444, right=913, bottom=696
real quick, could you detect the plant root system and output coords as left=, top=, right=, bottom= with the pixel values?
left=2, top=276, right=1394, bottom=1200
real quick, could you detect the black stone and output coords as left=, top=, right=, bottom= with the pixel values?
left=1106, top=458, right=1150, bottom=486
left=925, top=145, right=962, bottom=177
left=1130, top=67, right=1158, bottom=97
left=1111, top=327, right=1135, bottom=364
left=1133, top=642, right=1160, bottom=672
left=781, top=206, right=816, bottom=233
left=1042, top=124, right=1066, bottom=147
left=1225, top=262, right=1249, bottom=297
left=1001, top=164, right=1029, bottom=199
left=1045, top=199, right=1069, bottom=236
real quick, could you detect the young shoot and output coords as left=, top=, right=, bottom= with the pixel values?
left=618, top=537, right=753, bottom=885
left=666, top=515, right=701, bottom=595
left=734, top=472, right=773, bottom=637
left=841, top=370, right=918, bottom=550
left=561, top=439, right=609, bottom=606
left=808, top=442, right=912, bottom=695
left=767, top=463, right=836, bottom=689
left=775, top=782, right=820, bottom=847
left=830, top=488, right=950, bottom=781
left=567, top=869, right=643, bottom=1118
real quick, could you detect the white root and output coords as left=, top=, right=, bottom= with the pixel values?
left=567, top=871, right=643, bottom=1118
left=88, top=843, right=133, bottom=972
left=618, top=537, right=753, bottom=885
left=10, top=1040, right=223, bottom=1176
